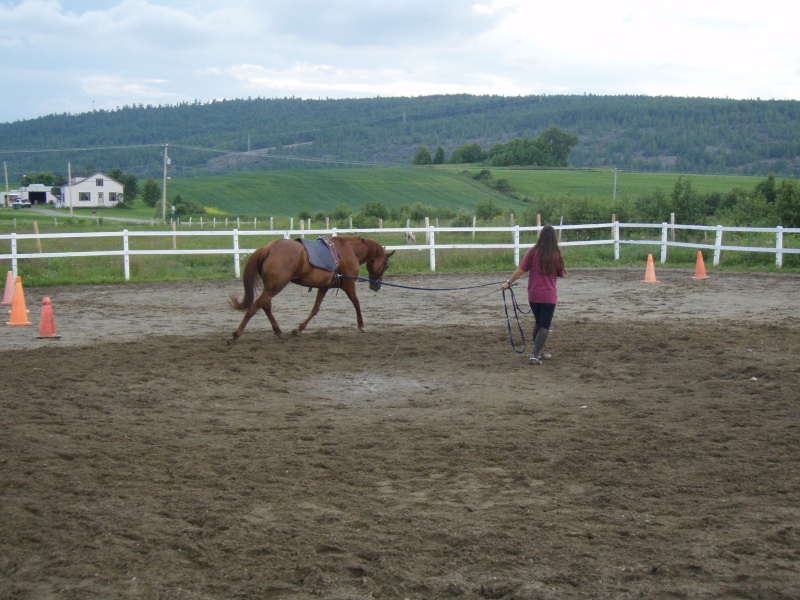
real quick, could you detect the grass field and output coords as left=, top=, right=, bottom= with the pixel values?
left=160, top=167, right=769, bottom=218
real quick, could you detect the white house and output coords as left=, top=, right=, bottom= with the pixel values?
left=59, top=172, right=124, bottom=209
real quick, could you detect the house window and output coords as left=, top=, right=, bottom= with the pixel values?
left=109, top=192, right=121, bottom=203
left=79, top=192, right=91, bottom=202
left=96, top=178, right=104, bottom=186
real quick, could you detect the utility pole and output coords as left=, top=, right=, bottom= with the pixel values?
left=613, top=167, right=618, bottom=202
left=161, top=144, right=169, bottom=221
left=3, top=161, right=8, bottom=209
left=67, top=162, right=74, bottom=217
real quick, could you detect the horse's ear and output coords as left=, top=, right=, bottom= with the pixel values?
left=386, top=250, right=396, bottom=258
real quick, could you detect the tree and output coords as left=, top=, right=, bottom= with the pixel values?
left=635, top=186, right=672, bottom=222
left=20, top=172, right=56, bottom=186
left=171, top=194, right=205, bottom=217
left=754, top=173, right=778, bottom=203
left=475, top=199, right=502, bottom=221
left=671, top=177, right=706, bottom=224
left=732, top=192, right=777, bottom=226
left=360, top=201, right=388, bottom=220
left=141, top=178, right=161, bottom=207
left=776, top=179, right=800, bottom=227
left=331, top=203, right=352, bottom=221
left=412, top=146, right=432, bottom=165
left=449, top=142, right=486, bottom=164
left=540, top=127, right=579, bottom=167
left=432, top=145, right=446, bottom=164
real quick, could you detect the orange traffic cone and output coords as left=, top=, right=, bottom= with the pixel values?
left=6, top=276, right=32, bottom=326
left=37, top=297, right=61, bottom=339
left=2, top=270, right=14, bottom=306
left=692, top=251, right=709, bottom=279
left=643, top=254, right=659, bottom=283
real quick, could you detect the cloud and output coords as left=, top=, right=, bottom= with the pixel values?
left=0, top=0, right=798, bottom=122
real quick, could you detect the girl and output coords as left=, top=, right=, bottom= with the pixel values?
left=500, top=224, right=566, bottom=364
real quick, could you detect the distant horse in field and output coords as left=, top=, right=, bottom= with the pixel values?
left=229, top=236, right=395, bottom=343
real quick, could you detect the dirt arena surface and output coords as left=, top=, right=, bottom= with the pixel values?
left=1, top=268, right=798, bottom=599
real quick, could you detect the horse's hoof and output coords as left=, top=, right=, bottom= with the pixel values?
left=291, top=329, right=300, bottom=337
left=358, top=326, right=366, bottom=333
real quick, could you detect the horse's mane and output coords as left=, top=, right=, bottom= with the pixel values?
left=362, top=237, right=384, bottom=258
left=342, top=236, right=383, bottom=259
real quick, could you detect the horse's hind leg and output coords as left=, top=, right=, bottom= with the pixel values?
left=230, top=292, right=282, bottom=344
left=262, top=297, right=283, bottom=337
left=230, top=302, right=261, bottom=344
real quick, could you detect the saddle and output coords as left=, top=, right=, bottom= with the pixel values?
left=296, top=236, right=340, bottom=272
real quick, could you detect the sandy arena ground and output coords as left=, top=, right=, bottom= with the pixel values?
left=1, top=268, right=799, bottom=599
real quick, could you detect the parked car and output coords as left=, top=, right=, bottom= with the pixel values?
left=11, top=200, right=32, bottom=209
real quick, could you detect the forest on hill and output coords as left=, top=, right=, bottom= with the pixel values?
left=1, top=94, right=799, bottom=182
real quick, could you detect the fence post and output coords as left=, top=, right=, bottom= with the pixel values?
left=513, top=225, right=520, bottom=266
left=472, top=215, right=476, bottom=240
left=233, top=229, right=240, bottom=278
left=660, top=222, right=668, bottom=263
left=123, top=229, right=130, bottom=281
left=713, top=225, right=723, bottom=266
left=670, top=213, right=676, bottom=241
left=613, top=221, right=620, bottom=260
left=429, top=224, right=436, bottom=272
left=776, top=226, right=784, bottom=268
left=425, top=217, right=430, bottom=244
left=10, top=232, right=17, bottom=278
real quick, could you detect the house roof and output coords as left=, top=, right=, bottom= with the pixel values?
left=63, top=172, right=123, bottom=187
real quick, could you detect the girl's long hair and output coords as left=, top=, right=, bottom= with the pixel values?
left=534, top=225, right=565, bottom=276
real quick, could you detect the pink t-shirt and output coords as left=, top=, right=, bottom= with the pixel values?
left=519, top=247, right=565, bottom=304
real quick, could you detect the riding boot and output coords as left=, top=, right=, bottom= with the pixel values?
left=530, top=327, right=550, bottom=363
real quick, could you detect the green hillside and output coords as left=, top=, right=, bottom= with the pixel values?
left=167, top=167, right=520, bottom=217
left=490, top=169, right=766, bottom=201
left=3, top=95, right=800, bottom=180
left=161, top=167, right=769, bottom=218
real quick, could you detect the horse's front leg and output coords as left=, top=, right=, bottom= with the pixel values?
left=294, top=288, right=328, bottom=334
left=341, top=282, right=365, bottom=331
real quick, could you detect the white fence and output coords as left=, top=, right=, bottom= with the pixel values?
left=2, top=222, right=798, bottom=281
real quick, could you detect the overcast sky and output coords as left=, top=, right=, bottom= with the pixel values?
left=1, top=0, right=799, bottom=124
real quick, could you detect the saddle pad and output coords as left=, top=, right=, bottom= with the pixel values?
left=296, top=237, right=338, bottom=271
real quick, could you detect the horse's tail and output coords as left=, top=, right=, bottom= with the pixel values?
left=229, top=245, right=270, bottom=311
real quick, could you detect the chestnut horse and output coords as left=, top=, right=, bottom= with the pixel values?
left=229, top=236, right=394, bottom=343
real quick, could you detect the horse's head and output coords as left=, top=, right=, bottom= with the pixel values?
left=367, top=248, right=395, bottom=291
